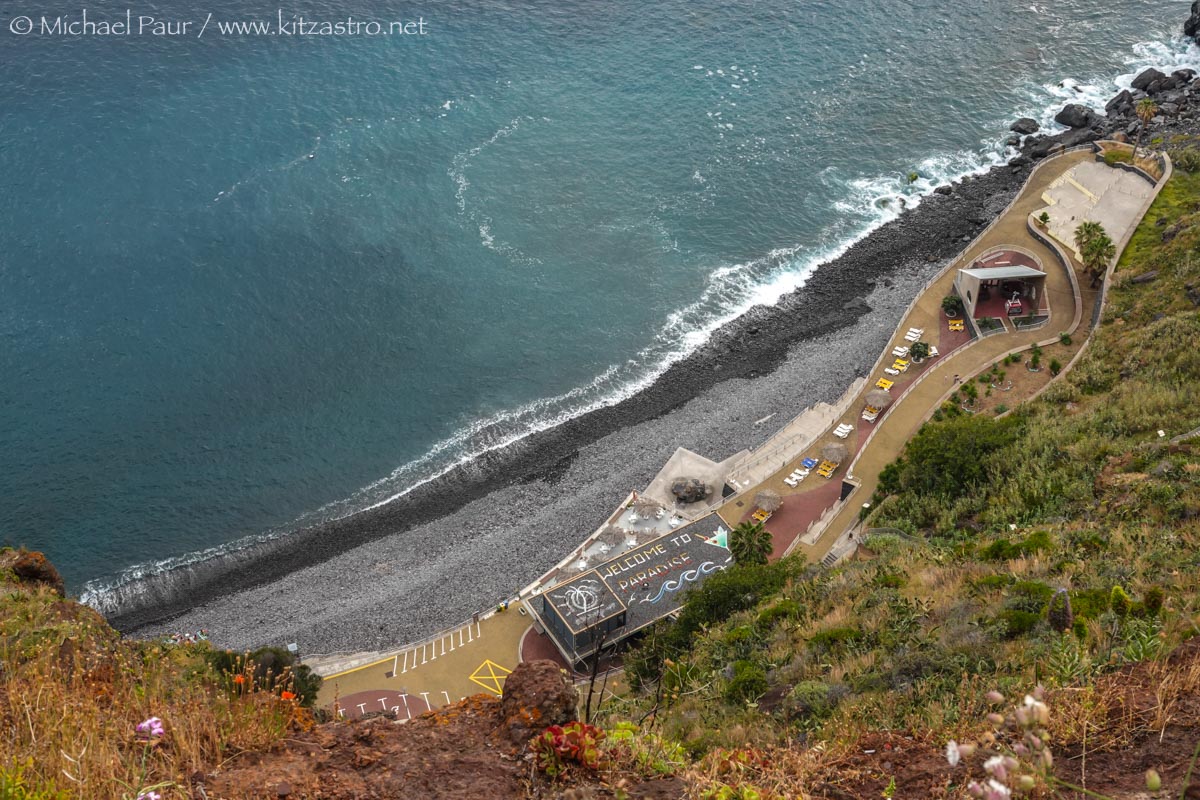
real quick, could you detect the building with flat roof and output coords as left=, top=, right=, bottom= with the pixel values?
left=528, top=514, right=732, bottom=666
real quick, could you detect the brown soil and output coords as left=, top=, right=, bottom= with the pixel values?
left=199, top=660, right=684, bottom=800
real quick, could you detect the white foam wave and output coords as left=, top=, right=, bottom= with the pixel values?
left=1017, top=34, right=1200, bottom=132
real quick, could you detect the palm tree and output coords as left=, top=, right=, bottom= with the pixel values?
left=1081, top=232, right=1116, bottom=287
left=1073, top=220, right=1103, bottom=255
left=730, top=521, right=772, bottom=566
left=1132, top=98, right=1158, bottom=163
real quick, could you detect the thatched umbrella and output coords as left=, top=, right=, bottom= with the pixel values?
left=599, top=525, right=627, bottom=547
left=754, top=489, right=782, bottom=513
left=822, top=443, right=849, bottom=464
left=633, top=497, right=662, bottom=517
left=864, top=389, right=893, bottom=410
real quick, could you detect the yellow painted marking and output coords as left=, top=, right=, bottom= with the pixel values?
left=322, top=656, right=393, bottom=680
left=469, top=659, right=512, bottom=696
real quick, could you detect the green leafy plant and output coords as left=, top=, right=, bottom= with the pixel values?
left=533, top=721, right=606, bottom=778
left=942, top=294, right=964, bottom=317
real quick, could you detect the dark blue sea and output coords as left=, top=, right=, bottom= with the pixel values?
left=0, top=0, right=1196, bottom=602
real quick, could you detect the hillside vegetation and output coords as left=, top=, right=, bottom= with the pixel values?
left=604, top=149, right=1200, bottom=797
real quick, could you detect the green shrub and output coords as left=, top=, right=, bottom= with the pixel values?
left=1059, top=332, right=1072, bottom=345
left=883, top=414, right=1024, bottom=499
left=1069, top=587, right=1110, bottom=620
left=807, top=626, right=864, bottom=652
left=207, top=645, right=322, bottom=707
left=981, top=530, right=1051, bottom=561
left=782, top=680, right=839, bottom=721
left=997, top=609, right=1041, bottom=638
left=1049, top=358, right=1063, bottom=376
left=975, top=574, right=1015, bottom=591
left=1007, top=581, right=1054, bottom=614
left=755, top=599, right=800, bottom=629
left=725, top=661, right=768, bottom=704
left=1169, top=147, right=1200, bottom=173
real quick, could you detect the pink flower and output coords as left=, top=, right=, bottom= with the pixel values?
left=135, top=717, right=165, bottom=739
left=137, top=792, right=161, bottom=800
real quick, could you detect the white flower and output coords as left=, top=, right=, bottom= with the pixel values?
left=987, top=778, right=1012, bottom=799
left=946, top=740, right=961, bottom=767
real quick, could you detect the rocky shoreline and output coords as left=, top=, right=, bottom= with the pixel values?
left=113, top=42, right=1200, bottom=651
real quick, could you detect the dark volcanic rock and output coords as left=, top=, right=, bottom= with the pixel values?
left=1106, top=90, right=1134, bottom=116
left=1055, top=103, right=1098, bottom=129
left=1186, top=1, right=1199, bottom=40
left=1132, top=68, right=1167, bottom=92
left=1010, top=117, right=1040, bottom=135
left=671, top=477, right=711, bottom=504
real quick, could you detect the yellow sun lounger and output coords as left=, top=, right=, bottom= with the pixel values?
left=875, top=378, right=894, bottom=390
left=948, top=319, right=965, bottom=331
left=751, top=508, right=770, bottom=523
left=817, top=460, right=837, bottom=478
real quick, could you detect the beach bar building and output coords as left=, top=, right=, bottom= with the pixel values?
left=953, top=249, right=1049, bottom=323
left=529, top=514, right=732, bottom=667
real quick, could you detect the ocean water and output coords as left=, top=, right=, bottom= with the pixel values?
left=0, top=0, right=1196, bottom=601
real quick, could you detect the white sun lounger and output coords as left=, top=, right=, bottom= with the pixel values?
left=892, top=346, right=909, bottom=357
left=784, top=477, right=798, bottom=487
left=928, top=346, right=940, bottom=357
left=904, top=332, right=921, bottom=342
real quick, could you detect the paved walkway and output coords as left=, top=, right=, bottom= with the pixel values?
left=714, top=146, right=1156, bottom=566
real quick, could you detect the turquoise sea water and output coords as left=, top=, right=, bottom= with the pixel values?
left=0, top=1, right=1196, bottom=598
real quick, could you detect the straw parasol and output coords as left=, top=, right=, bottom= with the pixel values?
left=821, top=443, right=849, bottom=464
left=633, top=497, right=663, bottom=517
left=754, top=489, right=782, bottom=513
left=865, top=389, right=893, bottom=409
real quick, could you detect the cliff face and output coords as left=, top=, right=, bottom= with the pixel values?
left=1186, top=1, right=1199, bottom=40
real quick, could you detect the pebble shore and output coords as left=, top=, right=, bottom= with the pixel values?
left=125, top=158, right=1034, bottom=652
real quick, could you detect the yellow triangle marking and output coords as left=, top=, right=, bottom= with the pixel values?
left=468, top=659, right=512, bottom=695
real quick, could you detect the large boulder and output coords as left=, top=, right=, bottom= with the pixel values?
left=1106, top=89, right=1134, bottom=116
left=499, top=660, right=578, bottom=745
left=1186, top=1, right=1199, bottom=40
left=1131, top=68, right=1166, bottom=92
left=1010, top=117, right=1039, bottom=135
left=1054, top=103, right=1098, bottom=129
left=670, top=477, right=710, bottom=504
left=4, top=550, right=65, bottom=596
